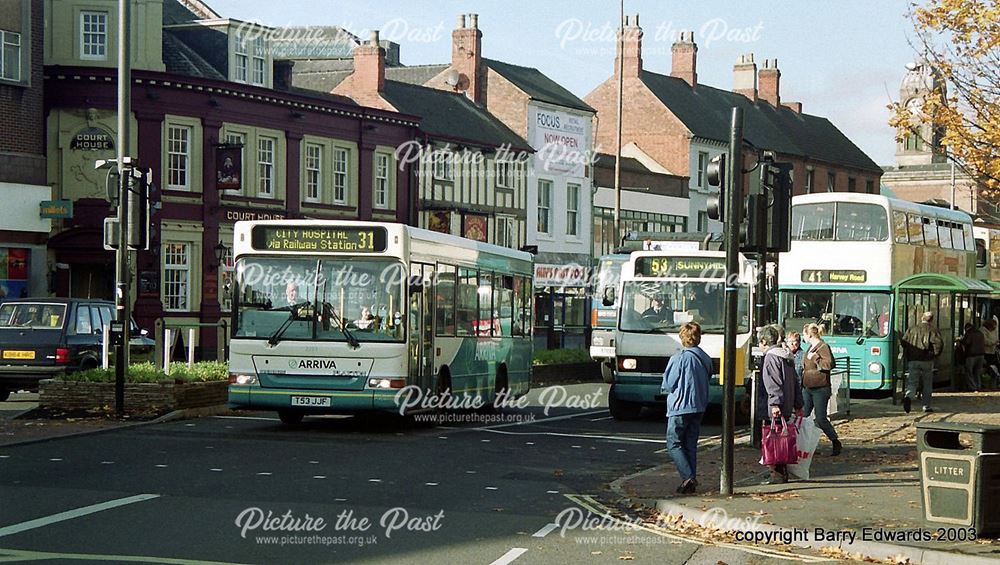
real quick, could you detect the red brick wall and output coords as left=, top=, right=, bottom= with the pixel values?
left=585, top=75, right=691, bottom=176
left=484, top=68, right=527, bottom=139
left=0, top=0, right=45, bottom=185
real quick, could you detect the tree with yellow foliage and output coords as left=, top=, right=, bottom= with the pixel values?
left=890, top=0, right=1000, bottom=195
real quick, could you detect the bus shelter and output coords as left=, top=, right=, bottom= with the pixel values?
left=893, top=274, right=992, bottom=395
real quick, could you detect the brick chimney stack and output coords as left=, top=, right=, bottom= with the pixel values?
left=354, top=30, right=385, bottom=94
left=671, top=31, right=697, bottom=86
left=783, top=101, right=802, bottom=113
left=733, top=53, right=757, bottom=101
left=615, top=14, right=643, bottom=79
left=759, top=58, right=780, bottom=106
left=452, top=13, right=483, bottom=103
left=273, top=59, right=294, bottom=91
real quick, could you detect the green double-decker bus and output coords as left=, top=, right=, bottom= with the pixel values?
left=779, top=193, right=978, bottom=393
left=227, top=220, right=533, bottom=423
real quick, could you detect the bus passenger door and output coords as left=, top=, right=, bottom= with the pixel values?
left=408, top=263, right=435, bottom=394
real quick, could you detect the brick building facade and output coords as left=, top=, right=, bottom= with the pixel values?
left=0, top=0, right=48, bottom=300
left=584, top=17, right=883, bottom=235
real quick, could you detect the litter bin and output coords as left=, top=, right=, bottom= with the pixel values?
left=916, top=421, right=1000, bottom=537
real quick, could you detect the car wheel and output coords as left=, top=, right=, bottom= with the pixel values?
left=278, top=410, right=304, bottom=425
left=608, top=385, right=642, bottom=420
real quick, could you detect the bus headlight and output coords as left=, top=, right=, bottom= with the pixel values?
left=868, top=362, right=882, bottom=374
left=620, top=358, right=637, bottom=371
left=229, top=373, right=258, bottom=385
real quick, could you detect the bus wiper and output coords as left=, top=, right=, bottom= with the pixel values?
left=321, top=302, right=360, bottom=349
left=267, top=301, right=311, bottom=346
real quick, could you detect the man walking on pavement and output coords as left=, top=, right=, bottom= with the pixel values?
left=961, top=322, right=985, bottom=392
left=661, top=322, right=712, bottom=494
left=900, top=311, right=944, bottom=413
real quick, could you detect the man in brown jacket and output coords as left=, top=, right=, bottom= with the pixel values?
left=901, top=312, right=944, bottom=413
left=961, top=323, right=985, bottom=391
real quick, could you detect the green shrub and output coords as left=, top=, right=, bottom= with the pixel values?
left=533, top=348, right=592, bottom=366
left=58, top=361, right=229, bottom=383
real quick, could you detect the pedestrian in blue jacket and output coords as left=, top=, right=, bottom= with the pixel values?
left=661, top=322, right=712, bottom=494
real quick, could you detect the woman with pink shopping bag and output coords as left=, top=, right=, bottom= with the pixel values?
left=755, top=325, right=804, bottom=484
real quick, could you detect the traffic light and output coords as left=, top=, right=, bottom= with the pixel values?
left=705, top=154, right=726, bottom=221
left=127, top=167, right=152, bottom=250
left=743, top=161, right=793, bottom=252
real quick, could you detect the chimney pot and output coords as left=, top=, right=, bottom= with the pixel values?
left=458, top=14, right=466, bottom=28
left=733, top=52, right=758, bottom=101
left=370, top=30, right=379, bottom=45
left=470, top=13, right=478, bottom=29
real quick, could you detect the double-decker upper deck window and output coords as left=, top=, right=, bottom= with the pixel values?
left=792, top=202, right=888, bottom=241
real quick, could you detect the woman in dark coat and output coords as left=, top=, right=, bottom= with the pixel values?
left=755, top=324, right=804, bottom=484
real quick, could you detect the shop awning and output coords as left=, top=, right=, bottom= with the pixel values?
left=894, top=273, right=993, bottom=293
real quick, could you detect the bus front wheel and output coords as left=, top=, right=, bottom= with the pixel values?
left=608, top=386, right=641, bottom=420
left=278, top=410, right=304, bottom=425
left=601, top=361, right=615, bottom=384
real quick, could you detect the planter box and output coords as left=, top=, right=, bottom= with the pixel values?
left=39, top=379, right=228, bottom=413
left=532, top=362, right=602, bottom=385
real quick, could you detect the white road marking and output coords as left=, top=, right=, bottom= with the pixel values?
left=256, top=472, right=272, bottom=476
left=0, top=494, right=160, bottom=538
left=0, top=455, right=9, bottom=458
left=481, top=439, right=491, bottom=443
left=485, top=486, right=498, bottom=490
left=209, top=469, right=223, bottom=472
left=155, top=465, right=168, bottom=468
left=589, top=416, right=614, bottom=422
left=479, top=428, right=663, bottom=444
left=425, top=482, right=438, bottom=486
left=313, top=476, right=326, bottom=479
left=532, top=523, right=559, bottom=538
left=100, top=461, right=114, bottom=465
left=546, top=490, right=559, bottom=494
left=49, top=458, right=62, bottom=462
left=309, top=461, right=319, bottom=464
left=334, top=498, right=347, bottom=502
left=475, top=410, right=606, bottom=430
left=368, top=478, right=382, bottom=483
left=465, top=470, right=476, bottom=474
left=489, top=548, right=527, bottom=565
left=214, top=415, right=279, bottom=422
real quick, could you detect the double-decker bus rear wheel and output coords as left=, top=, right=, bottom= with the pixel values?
left=601, top=361, right=615, bottom=384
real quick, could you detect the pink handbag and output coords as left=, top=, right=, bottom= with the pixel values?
left=762, top=417, right=799, bottom=465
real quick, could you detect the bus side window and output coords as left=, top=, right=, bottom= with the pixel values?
left=456, top=268, right=477, bottom=337
left=500, top=276, right=514, bottom=337
left=976, top=239, right=988, bottom=268
left=435, top=264, right=456, bottom=336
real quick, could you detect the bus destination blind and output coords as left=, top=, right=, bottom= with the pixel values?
left=801, top=270, right=867, bottom=283
left=635, top=257, right=727, bottom=278
left=251, top=226, right=388, bottom=253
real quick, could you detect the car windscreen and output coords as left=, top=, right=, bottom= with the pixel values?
left=0, top=303, right=68, bottom=329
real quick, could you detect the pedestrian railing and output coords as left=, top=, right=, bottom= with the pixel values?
left=153, top=319, right=229, bottom=374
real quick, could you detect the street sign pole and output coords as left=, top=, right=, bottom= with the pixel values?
left=721, top=107, right=744, bottom=495
left=114, top=0, right=132, bottom=416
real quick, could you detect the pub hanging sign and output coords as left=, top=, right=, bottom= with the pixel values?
left=70, top=127, right=115, bottom=151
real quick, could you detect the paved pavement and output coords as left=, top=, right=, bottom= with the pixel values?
left=617, top=391, right=1000, bottom=564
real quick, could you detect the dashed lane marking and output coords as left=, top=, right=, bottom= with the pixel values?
left=488, top=547, right=528, bottom=565
left=532, top=523, right=559, bottom=538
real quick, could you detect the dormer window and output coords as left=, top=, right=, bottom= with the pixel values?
left=80, top=11, right=107, bottom=61
left=233, top=31, right=265, bottom=86
left=251, top=36, right=265, bottom=85
left=233, top=32, right=248, bottom=83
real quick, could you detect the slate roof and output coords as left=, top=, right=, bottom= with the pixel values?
left=484, top=58, right=594, bottom=113
left=162, top=0, right=205, bottom=25
left=385, top=65, right=449, bottom=87
left=593, top=153, right=655, bottom=175
left=639, top=70, right=881, bottom=173
left=380, top=80, right=532, bottom=151
left=162, top=30, right=225, bottom=80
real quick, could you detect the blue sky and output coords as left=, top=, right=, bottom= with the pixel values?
left=210, top=0, right=918, bottom=166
